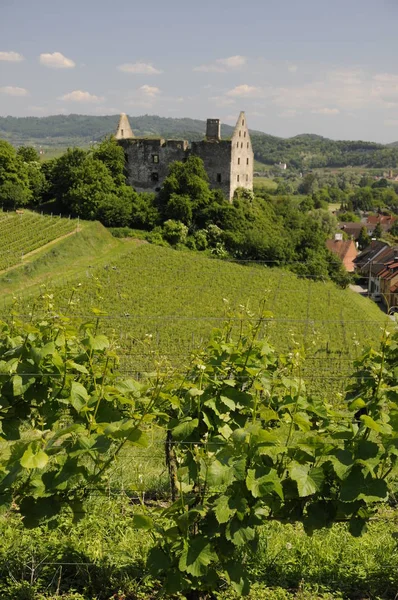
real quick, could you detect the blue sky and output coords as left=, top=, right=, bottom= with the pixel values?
left=1, top=0, right=398, bottom=142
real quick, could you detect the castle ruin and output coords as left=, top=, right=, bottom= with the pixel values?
left=115, top=112, right=253, bottom=201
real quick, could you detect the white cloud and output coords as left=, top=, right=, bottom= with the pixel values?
left=40, top=52, right=75, bottom=69
left=217, top=55, right=246, bottom=68
left=194, top=55, right=246, bottom=73
left=226, top=84, right=260, bottom=97
left=210, top=96, right=236, bottom=107
left=0, top=86, right=28, bottom=96
left=117, top=62, right=162, bottom=74
left=139, top=84, right=161, bottom=97
left=312, top=107, right=340, bottom=115
left=59, top=90, right=103, bottom=102
left=0, top=51, right=24, bottom=62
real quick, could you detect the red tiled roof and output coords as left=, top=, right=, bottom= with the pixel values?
left=326, top=240, right=358, bottom=270
left=366, top=215, right=397, bottom=225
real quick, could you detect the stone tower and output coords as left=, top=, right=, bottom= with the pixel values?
left=115, top=113, right=134, bottom=140
left=230, top=111, right=254, bottom=199
left=205, top=118, right=221, bottom=141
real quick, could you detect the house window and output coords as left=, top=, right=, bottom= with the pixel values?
left=237, top=175, right=240, bottom=182
left=238, top=158, right=240, bottom=165
left=239, top=130, right=241, bottom=137
left=151, top=172, right=159, bottom=182
left=244, top=131, right=246, bottom=138
left=242, top=119, right=245, bottom=126
left=247, top=158, right=249, bottom=165
left=246, top=174, right=249, bottom=182
left=217, top=173, right=222, bottom=183
left=247, top=142, right=249, bottom=148
left=121, top=129, right=124, bottom=137
left=152, top=154, right=159, bottom=163
left=241, top=142, right=243, bottom=148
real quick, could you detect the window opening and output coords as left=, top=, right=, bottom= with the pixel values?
left=151, top=172, right=159, bottom=182
left=237, top=174, right=240, bottom=182
left=239, top=131, right=241, bottom=137
left=241, top=142, right=243, bottom=148
left=242, top=119, right=245, bottom=126
left=121, top=129, right=124, bottom=137
left=246, top=174, right=249, bottom=182
left=238, top=158, right=240, bottom=165
left=247, top=158, right=249, bottom=165
left=152, top=154, right=159, bottom=163
left=244, top=131, right=246, bottom=137
left=217, top=173, right=222, bottom=183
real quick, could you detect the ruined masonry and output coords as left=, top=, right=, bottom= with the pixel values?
left=115, top=112, right=253, bottom=201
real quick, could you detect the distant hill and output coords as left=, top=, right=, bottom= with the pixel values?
left=1, top=114, right=398, bottom=169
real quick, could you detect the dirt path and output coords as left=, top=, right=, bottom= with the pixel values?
left=0, top=227, right=80, bottom=276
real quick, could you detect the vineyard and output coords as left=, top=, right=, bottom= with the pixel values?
left=0, top=236, right=397, bottom=600
left=0, top=210, right=77, bottom=271
left=13, top=242, right=387, bottom=396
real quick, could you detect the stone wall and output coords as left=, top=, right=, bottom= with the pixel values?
left=119, top=138, right=188, bottom=192
left=191, top=140, right=232, bottom=199
left=230, top=112, right=254, bottom=199
left=117, top=111, right=253, bottom=201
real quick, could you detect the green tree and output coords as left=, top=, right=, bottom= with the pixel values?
left=0, top=140, right=32, bottom=208
left=373, top=222, right=383, bottom=239
left=162, top=219, right=188, bottom=245
left=131, top=192, right=160, bottom=229
left=16, top=145, right=40, bottom=163
left=160, top=155, right=212, bottom=226
left=92, top=136, right=126, bottom=186
left=358, top=226, right=371, bottom=250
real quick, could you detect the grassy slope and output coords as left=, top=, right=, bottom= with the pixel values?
left=0, top=221, right=122, bottom=298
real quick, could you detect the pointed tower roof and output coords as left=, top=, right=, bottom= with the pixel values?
left=233, top=111, right=247, bottom=135
left=115, top=113, right=134, bottom=140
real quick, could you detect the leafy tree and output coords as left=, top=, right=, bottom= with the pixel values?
left=96, top=187, right=133, bottom=227
left=131, top=192, right=160, bottom=229
left=0, top=140, right=32, bottom=208
left=92, top=136, right=126, bottom=186
left=162, top=219, right=188, bottom=245
left=298, top=173, right=318, bottom=195
left=358, top=226, right=371, bottom=250
left=373, top=222, right=383, bottom=239
left=159, top=156, right=212, bottom=226
left=339, top=211, right=360, bottom=222
left=351, top=187, right=374, bottom=211
left=25, top=162, right=46, bottom=204
left=165, top=193, right=193, bottom=225
left=16, top=145, right=40, bottom=163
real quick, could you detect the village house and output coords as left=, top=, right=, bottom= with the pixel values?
left=354, top=241, right=398, bottom=302
left=338, top=215, right=397, bottom=240
left=326, top=234, right=357, bottom=272
left=378, top=260, right=398, bottom=310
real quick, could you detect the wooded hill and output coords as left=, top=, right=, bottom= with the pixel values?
left=1, top=113, right=398, bottom=169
